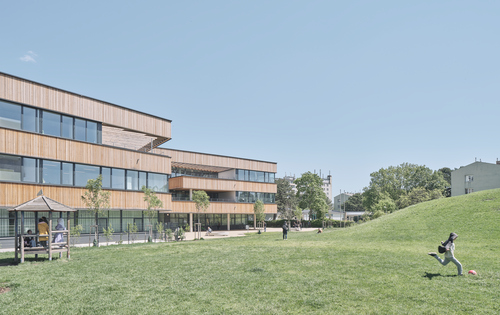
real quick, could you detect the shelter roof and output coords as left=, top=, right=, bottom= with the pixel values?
left=9, top=196, right=77, bottom=212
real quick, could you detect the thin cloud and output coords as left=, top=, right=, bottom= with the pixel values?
left=20, top=51, right=37, bottom=63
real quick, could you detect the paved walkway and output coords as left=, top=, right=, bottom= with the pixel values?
left=0, top=227, right=317, bottom=253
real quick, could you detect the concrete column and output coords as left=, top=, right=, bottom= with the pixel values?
left=189, top=213, right=193, bottom=232
left=253, top=214, right=256, bottom=229
left=189, top=189, right=193, bottom=200
left=227, top=213, right=230, bottom=231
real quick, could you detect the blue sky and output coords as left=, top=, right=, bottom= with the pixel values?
left=2, top=1, right=500, bottom=195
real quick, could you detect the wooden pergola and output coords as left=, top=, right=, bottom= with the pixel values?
left=9, top=195, right=76, bottom=263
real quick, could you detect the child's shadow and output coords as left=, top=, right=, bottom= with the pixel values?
left=423, top=272, right=459, bottom=280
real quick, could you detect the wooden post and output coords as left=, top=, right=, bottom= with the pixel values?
left=189, top=213, right=193, bottom=232
left=227, top=213, right=231, bottom=231
left=14, top=211, right=18, bottom=263
left=21, top=211, right=25, bottom=263
left=253, top=214, right=256, bottom=230
left=59, top=212, right=63, bottom=258
left=34, top=212, right=38, bottom=260
left=48, top=212, right=53, bottom=261
left=67, top=212, right=71, bottom=259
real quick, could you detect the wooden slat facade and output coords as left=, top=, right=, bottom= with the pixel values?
left=0, top=183, right=172, bottom=210
left=171, top=201, right=277, bottom=214
left=156, top=149, right=277, bottom=173
left=169, top=177, right=277, bottom=193
left=0, top=72, right=171, bottom=142
left=0, top=129, right=171, bottom=173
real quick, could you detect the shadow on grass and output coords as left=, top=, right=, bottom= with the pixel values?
left=0, top=256, right=52, bottom=267
left=423, top=272, right=460, bottom=279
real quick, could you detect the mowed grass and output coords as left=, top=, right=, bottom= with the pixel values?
left=1, top=189, right=499, bottom=314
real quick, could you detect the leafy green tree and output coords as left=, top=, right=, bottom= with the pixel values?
left=294, top=172, right=329, bottom=221
left=276, top=178, right=298, bottom=220
left=344, top=193, right=365, bottom=212
left=192, top=190, right=210, bottom=226
left=81, top=175, right=110, bottom=246
left=438, top=167, right=452, bottom=185
left=373, top=196, right=397, bottom=213
left=253, top=200, right=265, bottom=227
left=142, top=186, right=163, bottom=242
left=364, top=163, right=447, bottom=211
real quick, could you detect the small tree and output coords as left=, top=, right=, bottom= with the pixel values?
left=141, top=186, right=163, bottom=242
left=165, top=228, right=173, bottom=242
left=103, top=224, right=114, bottom=246
left=81, top=175, right=110, bottom=247
left=70, top=224, right=83, bottom=247
left=126, top=222, right=138, bottom=244
left=254, top=200, right=265, bottom=229
left=155, top=221, right=164, bottom=242
left=192, top=190, right=210, bottom=225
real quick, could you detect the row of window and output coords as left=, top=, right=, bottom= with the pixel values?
left=236, top=191, right=276, bottom=204
left=236, top=169, right=275, bottom=183
left=171, top=167, right=276, bottom=184
left=171, top=167, right=218, bottom=179
left=0, top=99, right=102, bottom=144
left=0, top=154, right=168, bottom=193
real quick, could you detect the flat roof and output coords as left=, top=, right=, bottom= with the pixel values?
left=0, top=71, right=172, bottom=123
left=161, top=147, right=277, bottom=165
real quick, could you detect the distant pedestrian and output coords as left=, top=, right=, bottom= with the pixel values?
left=428, top=232, right=463, bottom=276
left=282, top=223, right=288, bottom=240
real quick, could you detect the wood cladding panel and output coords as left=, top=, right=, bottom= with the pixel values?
left=158, top=149, right=277, bottom=173
left=171, top=201, right=277, bottom=214
left=0, top=129, right=171, bottom=173
left=0, top=73, right=171, bottom=139
left=169, top=177, right=277, bottom=193
left=0, top=183, right=172, bottom=210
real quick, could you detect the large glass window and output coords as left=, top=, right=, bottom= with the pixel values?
left=126, top=170, right=139, bottom=190
left=22, top=107, right=38, bottom=132
left=62, top=163, right=73, bottom=185
left=111, top=169, right=125, bottom=189
left=86, top=121, right=98, bottom=144
left=139, top=172, right=147, bottom=190
left=0, top=154, right=21, bottom=181
left=269, top=173, right=275, bottom=183
left=22, top=158, right=37, bottom=182
left=42, top=160, right=61, bottom=185
left=61, top=116, right=73, bottom=139
left=74, top=118, right=86, bottom=141
left=101, top=167, right=111, bottom=188
left=256, top=172, right=265, bottom=182
left=42, top=111, right=61, bottom=137
left=0, top=101, right=21, bottom=129
left=75, top=164, right=100, bottom=187
left=237, top=169, right=245, bottom=181
left=148, top=173, right=168, bottom=192
left=236, top=169, right=275, bottom=183
left=0, top=100, right=101, bottom=145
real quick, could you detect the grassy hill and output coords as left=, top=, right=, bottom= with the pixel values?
left=1, top=189, right=499, bottom=314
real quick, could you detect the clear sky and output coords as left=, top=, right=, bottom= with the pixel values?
left=2, top=1, right=499, bottom=195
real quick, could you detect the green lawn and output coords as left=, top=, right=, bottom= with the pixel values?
left=1, top=189, right=499, bottom=314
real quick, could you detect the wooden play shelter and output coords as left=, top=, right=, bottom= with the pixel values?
left=10, top=194, right=76, bottom=263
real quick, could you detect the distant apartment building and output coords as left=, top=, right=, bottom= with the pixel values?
left=451, top=160, right=500, bottom=196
